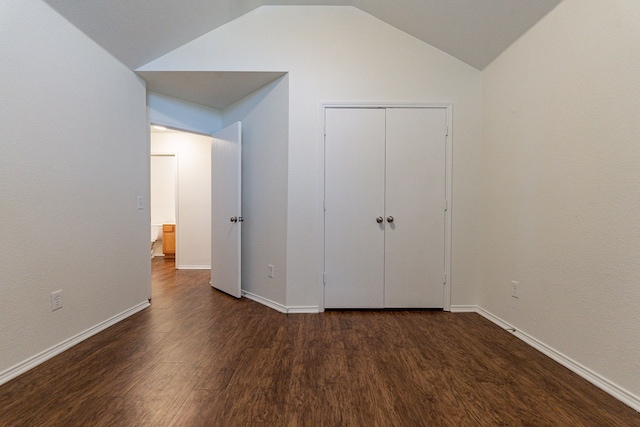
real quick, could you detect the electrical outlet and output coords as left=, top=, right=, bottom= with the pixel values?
left=51, top=290, right=63, bottom=311
left=268, top=264, right=274, bottom=278
left=511, top=281, right=519, bottom=299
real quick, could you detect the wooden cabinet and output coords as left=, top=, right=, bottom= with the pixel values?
left=162, top=224, right=175, bottom=258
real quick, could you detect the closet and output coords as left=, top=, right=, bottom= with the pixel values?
left=324, top=107, right=448, bottom=309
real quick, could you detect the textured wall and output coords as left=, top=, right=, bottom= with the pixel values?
left=480, top=0, right=640, bottom=399
left=0, top=0, right=150, bottom=378
left=147, top=92, right=221, bottom=136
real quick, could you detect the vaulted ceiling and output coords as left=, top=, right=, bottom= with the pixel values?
left=42, top=0, right=562, bottom=71
left=41, top=0, right=562, bottom=110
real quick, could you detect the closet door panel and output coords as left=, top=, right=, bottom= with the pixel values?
left=384, top=108, right=447, bottom=308
left=324, top=108, right=386, bottom=308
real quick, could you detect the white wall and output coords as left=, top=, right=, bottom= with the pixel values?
left=151, top=155, right=177, bottom=226
left=480, top=0, right=640, bottom=402
left=0, top=0, right=149, bottom=382
left=140, top=6, right=483, bottom=308
left=222, top=76, right=289, bottom=306
left=151, top=131, right=212, bottom=269
left=148, top=92, right=221, bottom=135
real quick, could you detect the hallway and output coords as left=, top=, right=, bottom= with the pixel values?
left=0, top=258, right=638, bottom=426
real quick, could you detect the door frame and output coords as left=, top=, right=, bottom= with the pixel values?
left=149, top=123, right=214, bottom=277
left=150, top=152, right=179, bottom=262
left=319, top=102, right=453, bottom=311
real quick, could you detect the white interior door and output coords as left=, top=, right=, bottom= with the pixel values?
left=324, top=108, right=386, bottom=308
left=384, top=108, right=447, bottom=308
left=211, top=122, right=242, bottom=298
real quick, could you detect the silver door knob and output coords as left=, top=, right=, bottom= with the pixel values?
left=230, top=217, right=238, bottom=222
left=376, top=216, right=383, bottom=223
left=387, top=216, right=394, bottom=223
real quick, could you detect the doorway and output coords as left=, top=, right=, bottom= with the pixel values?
left=150, top=153, right=177, bottom=259
left=150, top=126, right=213, bottom=270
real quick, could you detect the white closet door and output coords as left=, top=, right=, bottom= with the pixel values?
left=384, top=108, right=446, bottom=308
left=324, top=108, right=386, bottom=308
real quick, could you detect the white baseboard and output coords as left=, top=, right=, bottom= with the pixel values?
left=177, top=265, right=211, bottom=270
left=0, top=301, right=150, bottom=387
left=287, top=306, right=320, bottom=314
left=241, top=290, right=320, bottom=314
left=471, top=305, right=640, bottom=413
left=450, top=304, right=478, bottom=313
left=242, top=290, right=288, bottom=313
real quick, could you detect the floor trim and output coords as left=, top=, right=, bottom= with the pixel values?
left=469, top=305, right=640, bottom=412
left=450, top=304, right=477, bottom=313
left=176, top=265, right=211, bottom=270
left=242, top=290, right=288, bottom=313
left=241, top=291, right=320, bottom=314
left=0, top=301, right=150, bottom=387
left=286, top=306, right=321, bottom=314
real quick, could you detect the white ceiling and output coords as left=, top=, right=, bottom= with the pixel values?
left=139, top=71, right=287, bottom=110
left=41, top=0, right=562, bottom=108
left=41, top=0, right=562, bottom=71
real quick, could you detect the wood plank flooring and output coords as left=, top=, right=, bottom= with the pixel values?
left=1, top=258, right=638, bottom=426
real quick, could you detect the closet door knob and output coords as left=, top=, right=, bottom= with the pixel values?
left=230, top=217, right=238, bottom=222
left=376, top=216, right=384, bottom=223
left=387, top=216, right=394, bottom=223
left=238, top=217, right=244, bottom=222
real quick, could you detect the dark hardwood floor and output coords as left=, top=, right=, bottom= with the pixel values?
left=1, top=258, right=638, bottom=426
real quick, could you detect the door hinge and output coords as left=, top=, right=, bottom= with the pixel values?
left=323, top=200, right=326, bottom=211
left=444, top=273, right=447, bottom=285
left=445, top=125, right=449, bottom=137
left=445, top=200, right=448, bottom=212
left=323, top=273, right=326, bottom=285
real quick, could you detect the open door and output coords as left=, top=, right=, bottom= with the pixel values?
left=211, top=122, right=242, bottom=298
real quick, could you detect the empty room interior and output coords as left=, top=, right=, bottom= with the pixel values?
left=1, top=0, right=639, bottom=424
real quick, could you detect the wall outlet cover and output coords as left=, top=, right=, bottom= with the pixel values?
left=511, top=281, right=519, bottom=299
left=51, top=290, right=63, bottom=311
